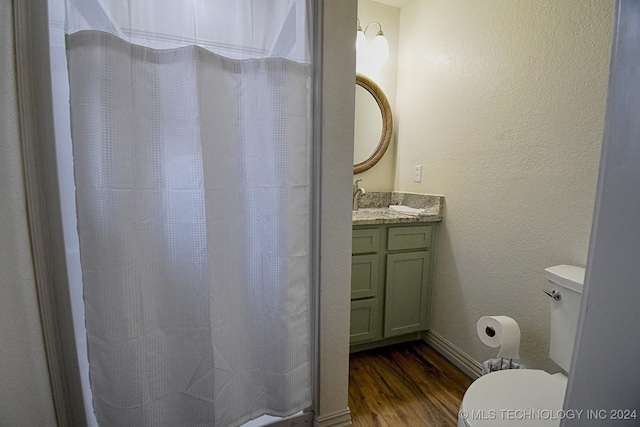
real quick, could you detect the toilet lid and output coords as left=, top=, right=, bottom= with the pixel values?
left=459, top=370, right=567, bottom=427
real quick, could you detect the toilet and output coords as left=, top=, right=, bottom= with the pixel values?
left=458, top=265, right=585, bottom=427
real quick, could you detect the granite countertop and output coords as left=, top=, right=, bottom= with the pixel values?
left=352, top=192, right=444, bottom=225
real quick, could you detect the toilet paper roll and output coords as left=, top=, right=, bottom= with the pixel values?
left=477, top=315, right=521, bottom=360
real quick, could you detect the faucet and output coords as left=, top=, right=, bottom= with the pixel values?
left=353, top=179, right=366, bottom=211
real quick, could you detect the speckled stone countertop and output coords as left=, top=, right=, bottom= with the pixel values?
left=353, top=192, right=444, bottom=225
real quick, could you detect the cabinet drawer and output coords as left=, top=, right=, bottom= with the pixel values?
left=350, top=298, right=379, bottom=344
left=351, top=254, right=380, bottom=299
left=387, top=225, right=432, bottom=251
left=352, top=229, right=380, bottom=254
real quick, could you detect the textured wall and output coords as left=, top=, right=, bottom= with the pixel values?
left=395, top=0, right=613, bottom=370
left=0, top=2, right=57, bottom=425
left=354, top=0, right=399, bottom=191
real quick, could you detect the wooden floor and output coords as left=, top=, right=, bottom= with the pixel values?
left=349, top=340, right=473, bottom=427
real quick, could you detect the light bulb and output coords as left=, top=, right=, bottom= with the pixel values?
left=356, top=29, right=366, bottom=52
left=371, top=32, right=389, bottom=61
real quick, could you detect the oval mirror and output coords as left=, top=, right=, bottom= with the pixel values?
left=354, top=73, right=393, bottom=174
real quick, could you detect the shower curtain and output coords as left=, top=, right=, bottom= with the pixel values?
left=63, top=1, right=313, bottom=426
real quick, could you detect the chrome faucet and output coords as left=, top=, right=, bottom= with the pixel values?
left=353, top=179, right=366, bottom=211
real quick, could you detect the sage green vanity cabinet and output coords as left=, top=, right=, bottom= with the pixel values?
left=350, top=223, right=436, bottom=350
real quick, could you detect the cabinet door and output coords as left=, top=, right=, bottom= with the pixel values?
left=350, top=298, right=380, bottom=344
left=384, top=251, right=430, bottom=337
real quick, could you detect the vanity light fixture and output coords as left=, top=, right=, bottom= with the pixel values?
left=356, top=20, right=389, bottom=61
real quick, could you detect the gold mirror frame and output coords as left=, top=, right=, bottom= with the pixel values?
left=354, top=72, right=393, bottom=174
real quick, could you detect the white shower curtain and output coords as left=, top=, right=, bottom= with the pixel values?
left=63, top=1, right=313, bottom=426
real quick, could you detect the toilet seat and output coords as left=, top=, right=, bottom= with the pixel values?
left=458, top=369, right=567, bottom=427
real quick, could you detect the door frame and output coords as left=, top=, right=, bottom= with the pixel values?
left=13, top=0, right=86, bottom=425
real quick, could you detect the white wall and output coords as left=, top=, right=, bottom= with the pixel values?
left=395, top=0, right=614, bottom=370
left=317, top=2, right=357, bottom=425
left=354, top=0, right=399, bottom=191
left=563, top=1, right=640, bottom=424
left=0, top=2, right=57, bottom=425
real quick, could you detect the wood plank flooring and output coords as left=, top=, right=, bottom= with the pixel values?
left=349, top=340, right=473, bottom=427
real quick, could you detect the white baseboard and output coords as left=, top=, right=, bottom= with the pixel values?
left=314, top=408, right=352, bottom=427
left=422, top=330, right=483, bottom=379
left=252, top=412, right=313, bottom=427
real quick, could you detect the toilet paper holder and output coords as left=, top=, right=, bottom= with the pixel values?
left=543, top=289, right=561, bottom=301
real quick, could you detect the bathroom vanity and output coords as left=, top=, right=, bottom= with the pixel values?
left=350, top=192, right=443, bottom=352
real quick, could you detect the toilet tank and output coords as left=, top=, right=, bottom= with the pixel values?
left=545, top=265, right=585, bottom=372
